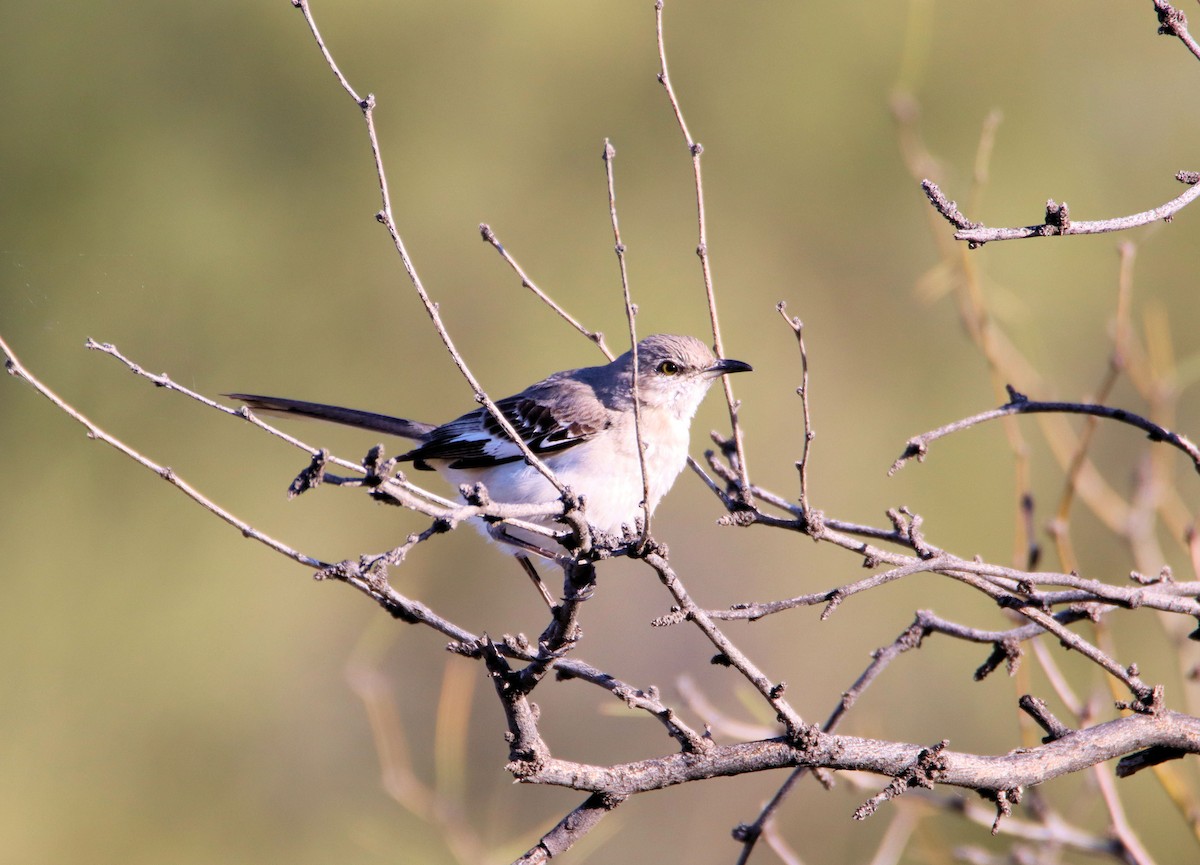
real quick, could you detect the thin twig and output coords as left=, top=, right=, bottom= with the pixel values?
left=3, top=335, right=328, bottom=569
left=511, top=792, right=627, bottom=865
left=477, top=221, right=725, bottom=527
left=1093, top=759, right=1159, bottom=865
left=777, top=303, right=815, bottom=520
left=85, top=339, right=567, bottom=544
left=890, top=389, right=1200, bottom=477
left=1049, top=245, right=1135, bottom=572
left=653, top=0, right=753, bottom=505
left=643, top=549, right=807, bottom=737
left=922, top=173, right=1200, bottom=248
left=733, top=618, right=931, bottom=862
left=602, top=139, right=652, bottom=549
left=290, top=0, right=568, bottom=500
left=479, top=223, right=614, bottom=361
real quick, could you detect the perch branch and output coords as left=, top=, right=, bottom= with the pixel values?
left=516, top=710, right=1200, bottom=796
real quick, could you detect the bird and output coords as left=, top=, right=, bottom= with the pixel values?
left=229, top=334, right=751, bottom=569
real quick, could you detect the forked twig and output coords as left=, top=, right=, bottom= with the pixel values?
left=732, top=618, right=929, bottom=863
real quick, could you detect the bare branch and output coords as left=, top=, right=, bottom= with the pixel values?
left=3, top=335, right=328, bottom=569
left=516, top=711, right=1200, bottom=797
left=511, top=792, right=627, bottom=865
left=654, top=0, right=753, bottom=505
left=643, top=549, right=807, bottom=737
left=890, top=388, right=1200, bottom=476
left=479, top=223, right=614, bottom=361
left=777, top=303, right=816, bottom=524
left=88, top=339, right=576, bottom=549
left=1154, top=0, right=1200, bottom=62
left=922, top=173, right=1200, bottom=248
left=602, top=139, right=653, bottom=550
left=289, top=0, right=570, bottom=501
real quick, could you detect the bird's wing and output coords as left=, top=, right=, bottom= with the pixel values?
left=401, top=382, right=611, bottom=470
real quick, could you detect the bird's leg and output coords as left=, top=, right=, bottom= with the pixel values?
left=484, top=523, right=564, bottom=609
left=516, top=554, right=557, bottom=610
left=486, top=522, right=565, bottom=562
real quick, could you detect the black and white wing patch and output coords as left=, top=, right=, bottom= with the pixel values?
left=399, top=391, right=609, bottom=470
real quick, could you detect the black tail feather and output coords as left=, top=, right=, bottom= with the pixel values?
left=226, top=393, right=435, bottom=441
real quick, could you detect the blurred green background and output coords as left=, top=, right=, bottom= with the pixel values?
left=3, top=1, right=1199, bottom=863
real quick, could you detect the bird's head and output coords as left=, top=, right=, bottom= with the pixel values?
left=630, top=334, right=752, bottom=418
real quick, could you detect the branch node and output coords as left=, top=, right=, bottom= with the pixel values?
left=820, top=590, right=844, bottom=621
left=1157, top=3, right=1189, bottom=37
left=1018, top=694, right=1073, bottom=742
left=789, top=723, right=823, bottom=754
left=979, top=786, right=1022, bottom=835
left=801, top=507, right=826, bottom=540
left=1003, top=384, right=1029, bottom=406
left=854, top=740, right=949, bottom=820
left=731, top=823, right=759, bottom=843
left=1043, top=198, right=1070, bottom=234
left=974, top=638, right=1022, bottom=681
left=1116, top=683, right=1165, bottom=716
left=651, top=609, right=688, bottom=627
left=287, top=448, right=329, bottom=498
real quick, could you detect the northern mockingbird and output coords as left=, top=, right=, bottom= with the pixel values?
left=231, top=334, right=751, bottom=559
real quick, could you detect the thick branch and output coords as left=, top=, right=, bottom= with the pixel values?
left=517, top=711, right=1200, bottom=797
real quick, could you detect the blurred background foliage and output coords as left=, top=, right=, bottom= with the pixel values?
left=2, top=1, right=1199, bottom=863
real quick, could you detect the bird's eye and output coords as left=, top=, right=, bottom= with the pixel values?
left=656, top=360, right=680, bottom=376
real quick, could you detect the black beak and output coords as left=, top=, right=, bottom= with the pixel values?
left=709, top=357, right=753, bottom=376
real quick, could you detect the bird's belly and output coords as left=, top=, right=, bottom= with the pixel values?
left=435, top=427, right=688, bottom=546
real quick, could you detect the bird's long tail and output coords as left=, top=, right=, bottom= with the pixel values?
left=226, top=393, right=436, bottom=440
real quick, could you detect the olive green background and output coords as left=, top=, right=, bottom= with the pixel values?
left=3, top=2, right=1199, bottom=863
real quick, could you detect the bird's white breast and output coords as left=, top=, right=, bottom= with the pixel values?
left=437, top=403, right=690, bottom=545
